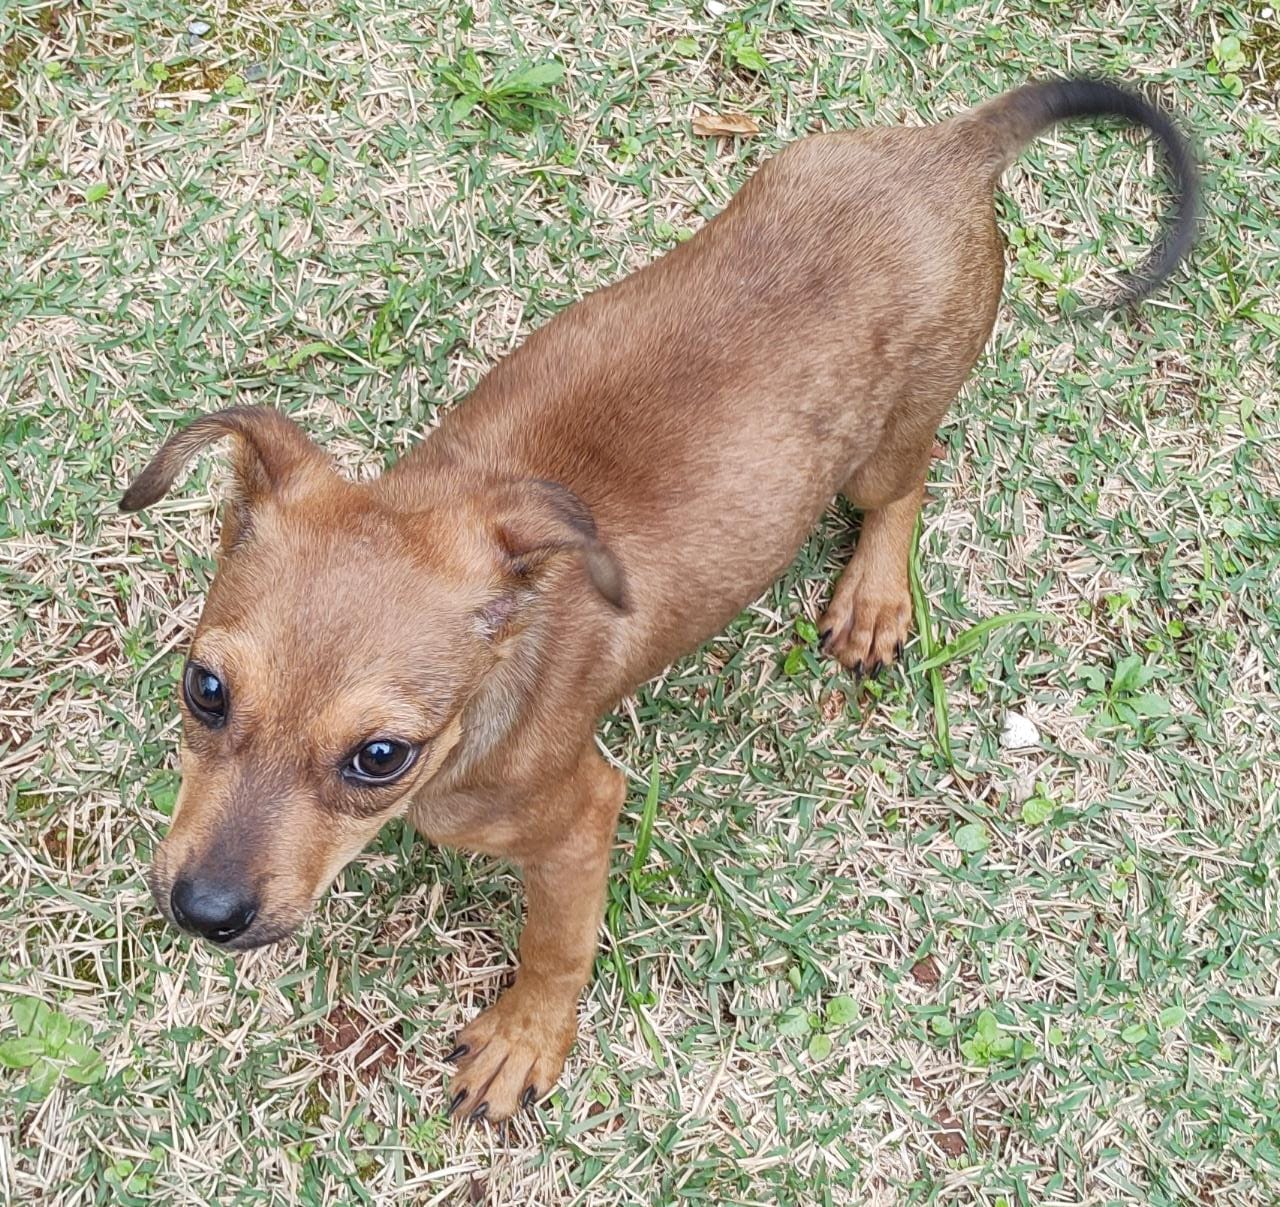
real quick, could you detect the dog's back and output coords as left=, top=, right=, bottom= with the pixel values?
left=415, top=80, right=1196, bottom=685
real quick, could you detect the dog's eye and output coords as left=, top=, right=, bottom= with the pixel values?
left=345, top=739, right=417, bottom=785
left=183, top=661, right=227, bottom=725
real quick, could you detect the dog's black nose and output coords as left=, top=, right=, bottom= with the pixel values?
left=170, top=878, right=258, bottom=943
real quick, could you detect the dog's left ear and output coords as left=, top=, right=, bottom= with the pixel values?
left=481, top=479, right=628, bottom=625
left=119, top=406, right=333, bottom=515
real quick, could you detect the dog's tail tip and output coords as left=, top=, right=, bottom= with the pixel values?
left=119, top=459, right=180, bottom=513
left=118, top=484, right=150, bottom=513
left=966, top=77, right=1199, bottom=304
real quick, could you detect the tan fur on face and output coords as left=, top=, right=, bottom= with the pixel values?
left=144, top=470, right=503, bottom=944
left=152, top=726, right=460, bottom=939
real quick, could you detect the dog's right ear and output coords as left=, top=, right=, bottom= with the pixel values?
left=120, top=406, right=333, bottom=537
left=474, top=478, right=628, bottom=642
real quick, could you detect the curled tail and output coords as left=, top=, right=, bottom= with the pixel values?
left=966, top=78, right=1199, bottom=303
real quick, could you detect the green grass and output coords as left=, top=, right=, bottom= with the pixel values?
left=2, top=0, right=1278, bottom=1203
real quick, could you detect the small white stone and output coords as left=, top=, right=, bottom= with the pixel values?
left=1000, top=711, right=1040, bottom=750
left=188, top=19, right=212, bottom=36
left=705, top=0, right=727, bottom=14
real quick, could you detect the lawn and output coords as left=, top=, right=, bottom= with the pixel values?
left=2, top=1, right=1278, bottom=1204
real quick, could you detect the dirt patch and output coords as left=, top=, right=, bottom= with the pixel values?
left=0, top=714, right=35, bottom=752
left=932, top=1107, right=966, bottom=1157
left=76, top=627, right=121, bottom=669
left=41, top=825, right=68, bottom=863
left=314, top=1004, right=404, bottom=1087
left=910, top=954, right=941, bottom=986
left=1198, top=1173, right=1229, bottom=1203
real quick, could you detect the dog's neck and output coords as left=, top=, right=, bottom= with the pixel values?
left=429, top=618, right=550, bottom=792
left=401, top=615, right=557, bottom=852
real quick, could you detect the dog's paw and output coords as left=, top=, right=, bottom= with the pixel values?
left=818, top=569, right=911, bottom=677
left=445, top=986, right=577, bottom=1124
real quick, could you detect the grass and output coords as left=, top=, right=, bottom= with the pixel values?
left=1, top=0, right=1278, bottom=1203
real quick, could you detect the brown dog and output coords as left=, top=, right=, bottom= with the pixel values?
left=121, top=79, right=1195, bottom=1122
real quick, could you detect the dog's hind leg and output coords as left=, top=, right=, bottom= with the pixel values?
left=818, top=446, right=929, bottom=676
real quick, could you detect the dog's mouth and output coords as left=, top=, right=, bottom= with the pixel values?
left=199, top=921, right=301, bottom=952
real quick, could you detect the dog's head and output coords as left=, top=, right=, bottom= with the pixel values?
left=122, top=406, right=624, bottom=949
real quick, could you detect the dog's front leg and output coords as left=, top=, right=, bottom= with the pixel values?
left=446, top=749, right=625, bottom=1123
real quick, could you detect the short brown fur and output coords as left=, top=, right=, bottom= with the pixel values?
left=122, top=80, right=1195, bottom=1121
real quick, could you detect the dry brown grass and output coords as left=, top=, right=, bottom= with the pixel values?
left=2, top=0, right=1278, bottom=1203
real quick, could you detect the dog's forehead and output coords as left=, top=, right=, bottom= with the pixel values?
left=197, top=505, right=479, bottom=679
left=219, top=498, right=464, bottom=603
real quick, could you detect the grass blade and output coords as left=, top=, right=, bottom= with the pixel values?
left=914, top=610, right=1050, bottom=672
left=908, top=516, right=954, bottom=767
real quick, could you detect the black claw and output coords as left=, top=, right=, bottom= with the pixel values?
left=521, top=1085, right=538, bottom=1111
left=469, top=1102, right=489, bottom=1124
left=449, top=1089, right=468, bottom=1115
left=852, top=660, right=863, bottom=678
left=444, top=1044, right=469, bottom=1063
left=867, top=660, right=882, bottom=678
left=818, top=627, right=832, bottom=649
left=894, top=640, right=904, bottom=661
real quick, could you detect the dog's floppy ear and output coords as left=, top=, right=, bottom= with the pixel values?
left=120, top=406, right=332, bottom=529
left=481, top=479, right=627, bottom=627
